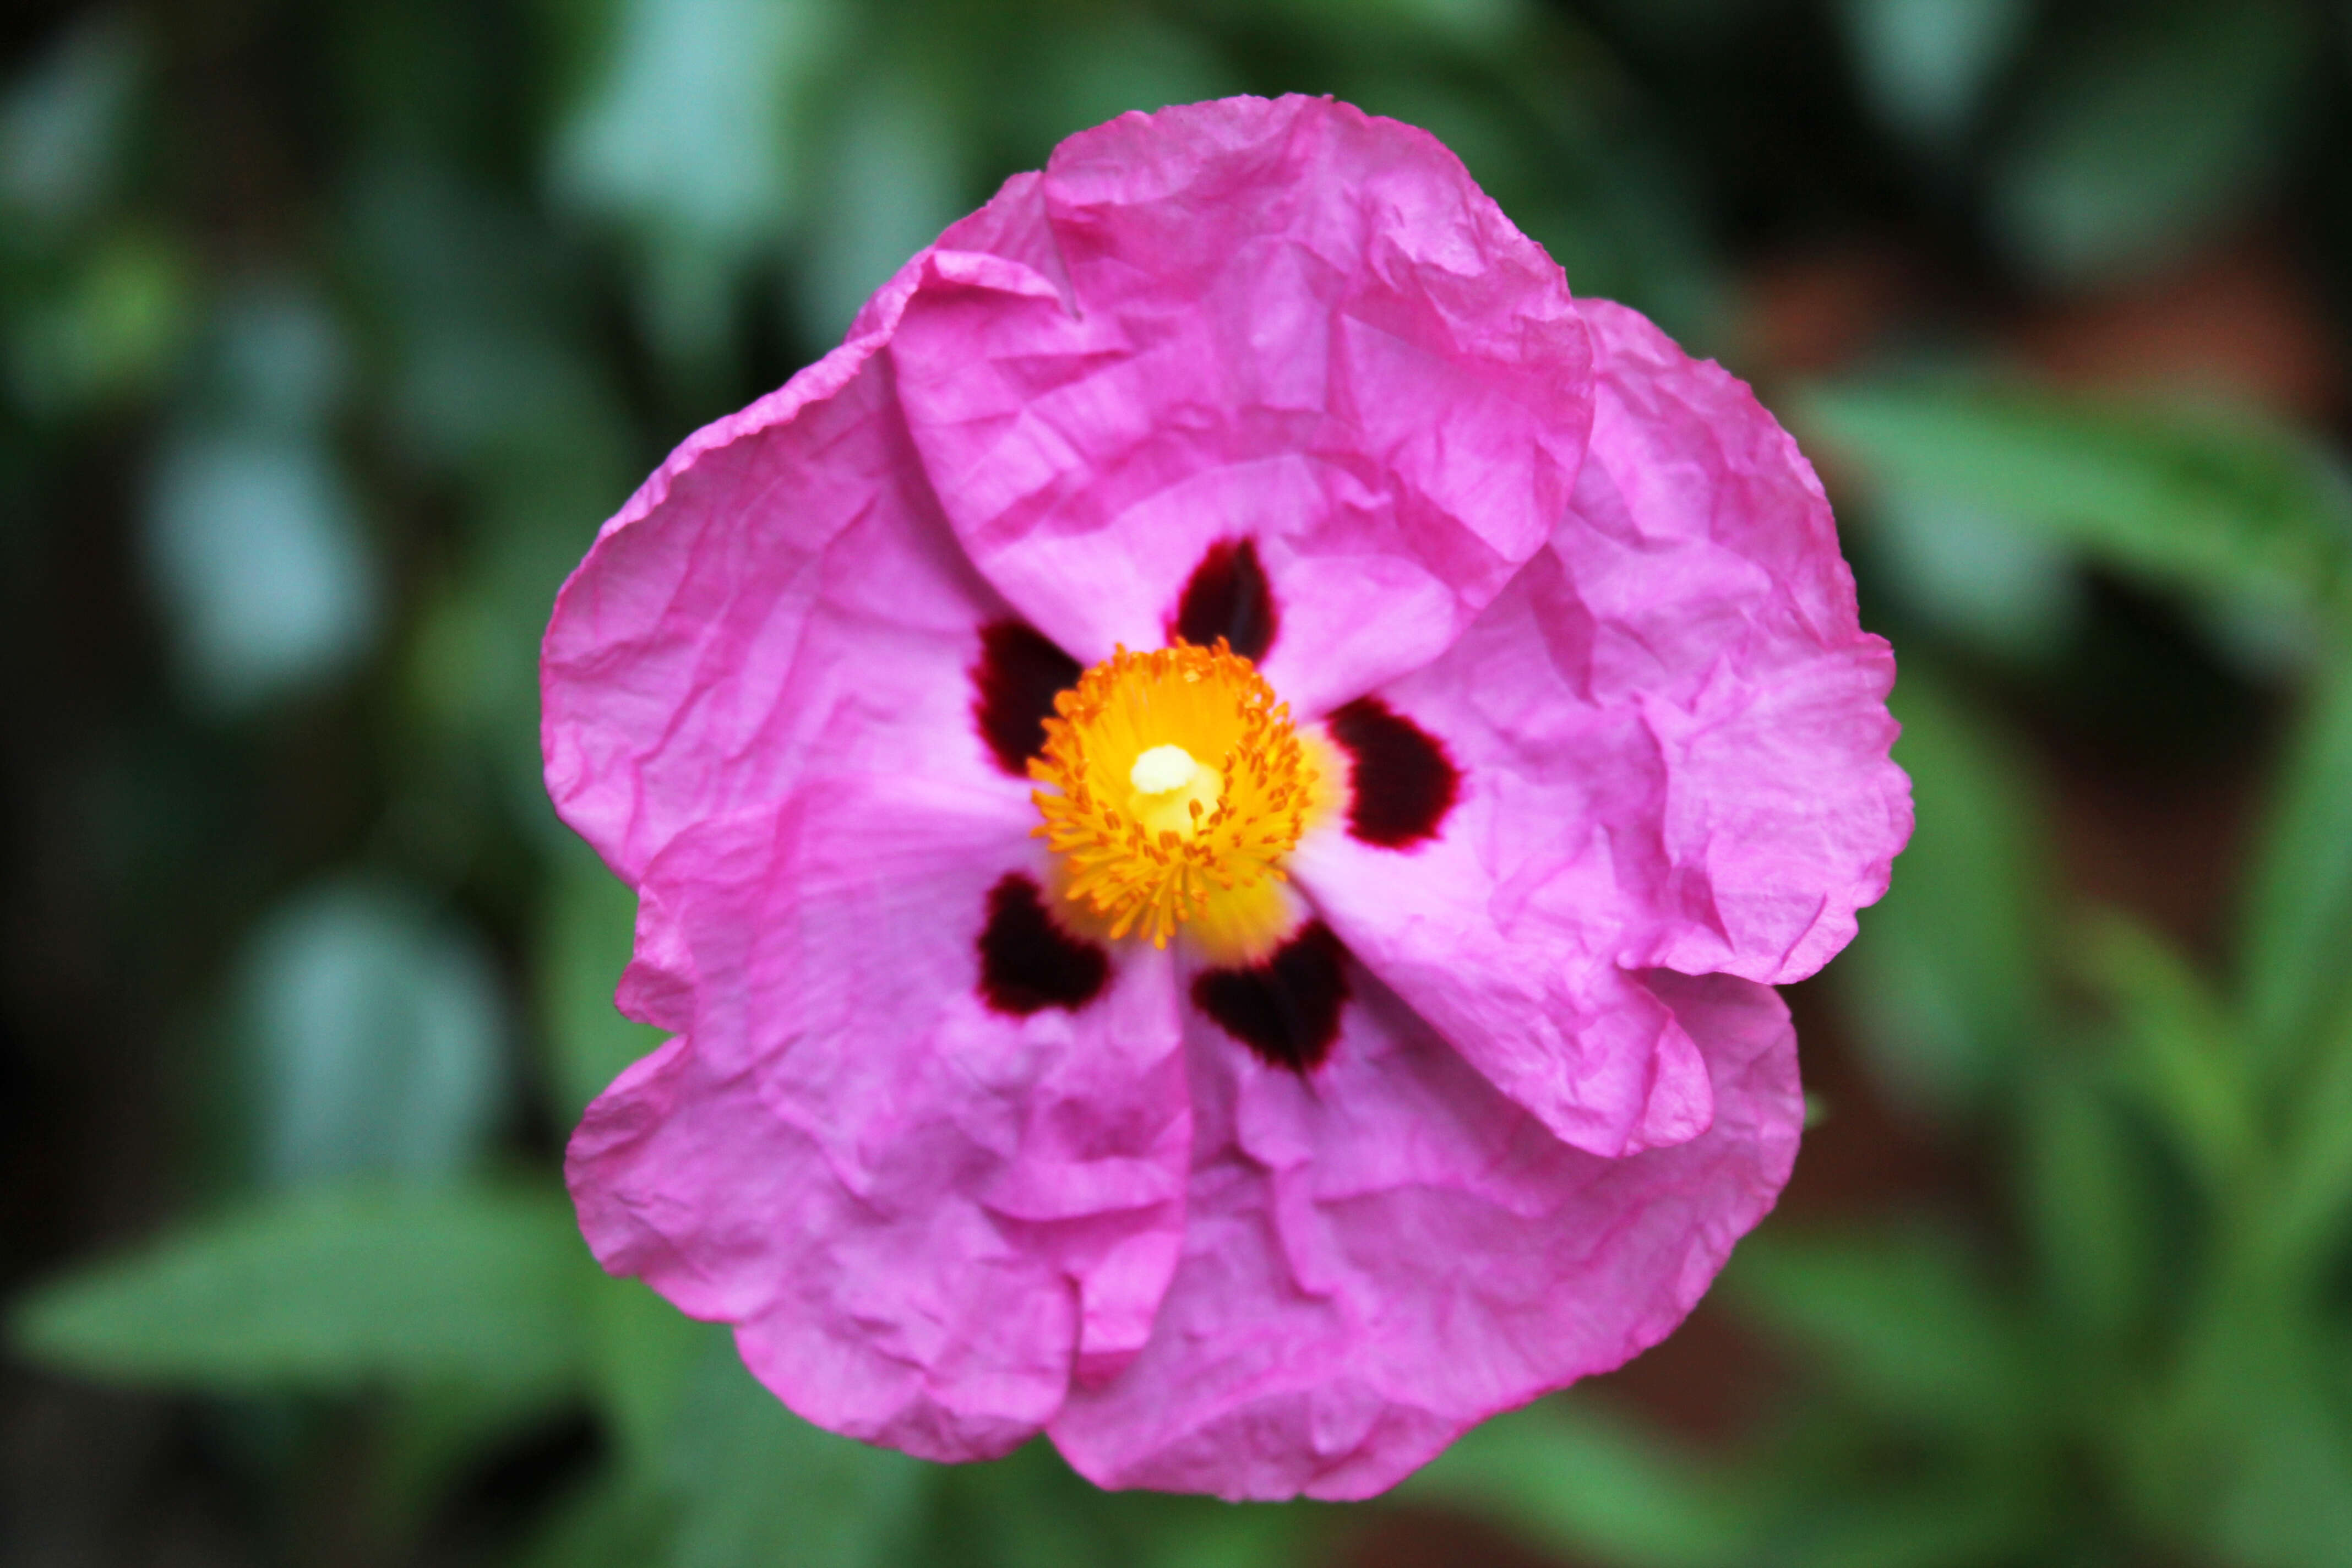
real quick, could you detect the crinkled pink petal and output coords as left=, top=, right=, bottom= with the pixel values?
left=1565, top=300, right=1910, bottom=981
left=1292, top=297, right=1908, bottom=1150
left=540, top=253, right=1017, bottom=885
left=1292, top=814, right=1716, bottom=1159
left=567, top=776, right=1190, bottom=1460
left=881, top=95, right=1594, bottom=717
left=1047, top=963, right=1799, bottom=1500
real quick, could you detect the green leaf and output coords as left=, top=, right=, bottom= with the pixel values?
left=2073, top=909, right=2257, bottom=1201
left=540, top=839, right=664, bottom=1127
left=552, top=0, right=839, bottom=246
left=4, top=228, right=193, bottom=415
left=375, top=1379, right=588, bottom=1537
left=2208, top=1397, right=2352, bottom=1568
left=664, top=1338, right=929, bottom=1568
left=2241, top=650, right=2352, bottom=1069
left=1770, top=1469, right=2054, bottom=1568
left=2141, top=1299, right=2352, bottom=1568
left=143, top=426, right=382, bottom=711
left=1838, top=0, right=2029, bottom=154
left=519, top=1473, right=674, bottom=1568
left=204, top=279, right=351, bottom=433
left=2017, top=1059, right=2158, bottom=1349
left=1725, top=1228, right=2039, bottom=1437
left=1833, top=667, right=2048, bottom=1117
left=344, top=161, right=632, bottom=478
left=1866, top=487, right=2080, bottom=662
left=551, top=0, right=847, bottom=362
left=916, top=1438, right=1310, bottom=1568
left=1009, top=17, right=1234, bottom=162
left=237, top=877, right=509, bottom=1188
left=911, top=1442, right=1104, bottom=1568
left=792, top=63, right=967, bottom=343
left=11, top=1184, right=596, bottom=1395
left=1403, top=1398, right=1758, bottom=1568
left=2239, top=674, right=2352, bottom=1260
left=2254, top=1001, right=2352, bottom=1272
left=1135, top=1501, right=1308, bottom=1568
left=1802, top=380, right=2352, bottom=627
left=0, top=12, right=143, bottom=233
left=589, top=1276, right=710, bottom=1476
left=1990, top=1, right=2307, bottom=286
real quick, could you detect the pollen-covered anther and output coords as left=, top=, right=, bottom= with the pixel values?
left=1028, top=640, right=1324, bottom=949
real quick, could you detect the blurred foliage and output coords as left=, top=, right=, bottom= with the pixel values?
left=10, top=0, right=2352, bottom=1565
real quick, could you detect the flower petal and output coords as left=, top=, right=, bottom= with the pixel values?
left=1047, top=963, right=1799, bottom=1500
left=541, top=257, right=1025, bottom=885
left=884, top=94, right=1594, bottom=716
left=1292, top=297, right=1908, bottom=1152
left=567, top=775, right=1191, bottom=1460
left=1565, top=298, right=1910, bottom=981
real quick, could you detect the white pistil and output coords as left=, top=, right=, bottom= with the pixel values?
left=1130, top=744, right=1200, bottom=796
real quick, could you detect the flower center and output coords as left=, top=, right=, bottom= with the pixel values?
left=1030, top=640, right=1330, bottom=951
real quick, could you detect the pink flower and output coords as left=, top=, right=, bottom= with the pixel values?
left=542, top=95, right=1910, bottom=1501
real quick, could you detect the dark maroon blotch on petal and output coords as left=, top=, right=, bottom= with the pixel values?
left=1173, top=538, right=1277, bottom=662
left=1327, top=696, right=1460, bottom=848
left=972, top=621, right=1080, bottom=776
left=1191, top=922, right=1349, bottom=1073
left=979, top=874, right=1110, bottom=1015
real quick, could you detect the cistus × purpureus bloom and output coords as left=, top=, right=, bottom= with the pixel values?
left=542, top=94, right=1912, bottom=1501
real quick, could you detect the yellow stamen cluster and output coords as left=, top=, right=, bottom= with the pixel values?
left=1031, top=640, right=1320, bottom=949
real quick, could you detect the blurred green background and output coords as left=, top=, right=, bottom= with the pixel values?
left=9, top=1, right=2352, bottom=1564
